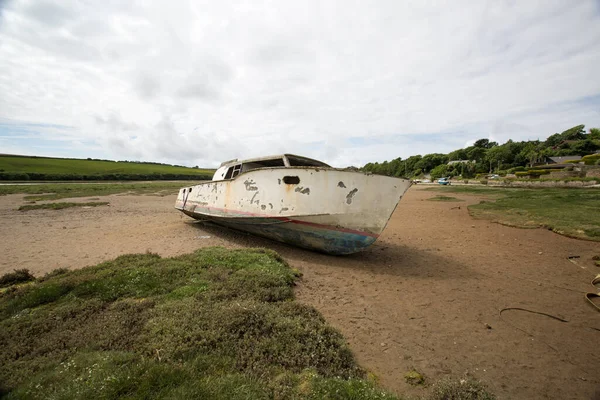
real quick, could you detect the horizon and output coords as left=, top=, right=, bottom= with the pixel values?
left=1, top=124, right=597, bottom=169
left=1, top=1, right=600, bottom=168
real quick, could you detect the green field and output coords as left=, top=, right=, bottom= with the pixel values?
left=0, top=155, right=214, bottom=181
left=428, top=186, right=600, bottom=240
left=0, top=182, right=194, bottom=200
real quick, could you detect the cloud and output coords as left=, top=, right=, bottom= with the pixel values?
left=95, top=113, right=139, bottom=132
left=0, top=0, right=600, bottom=168
left=134, top=75, right=161, bottom=99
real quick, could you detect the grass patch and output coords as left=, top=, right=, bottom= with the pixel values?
left=404, top=370, right=425, bottom=386
left=0, top=247, right=399, bottom=399
left=18, top=202, right=109, bottom=211
left=0, top=269, right=35, bottom=288
left=429, top=377, right=495, bottom=400
left=0, top=181, right=195, bottom=200
left=428, top=186, right=600, bottom=241
left=427, top=195, right=463, bottom=202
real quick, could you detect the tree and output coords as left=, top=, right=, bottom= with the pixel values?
left=485, top=145, right=512, bottom=172
left=415, top=153, right=449, bottom=173
left=590, top=128, right=600, bottom=140
left=545, top=133, right=562, bottom=147
left=570, top=139, right=600, bottom=155
left=474, top=139, right=497, bottom=149
left=465, top=146, right=486, bottom=163
left=559, top=124, right=586, bottom=141
left=430, top=164, right=448, bottom=180
left=448, top=149, right=467, bottom=160
left=403, top=155, right=422, bottom=177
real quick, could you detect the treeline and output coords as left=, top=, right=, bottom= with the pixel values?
left=362, top=125, right=600, bottom=179
left=0, top=172, right=212, bottom=181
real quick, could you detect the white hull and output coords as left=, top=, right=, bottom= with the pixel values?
left=175, top=167, right=410, bottom=254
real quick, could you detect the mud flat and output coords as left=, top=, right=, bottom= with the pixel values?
left=1, top=186, right=599, bottom=399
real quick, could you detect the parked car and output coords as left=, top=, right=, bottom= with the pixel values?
left=437, top=177, right=451, bottom=185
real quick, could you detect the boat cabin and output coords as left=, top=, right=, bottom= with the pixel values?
left=212, top=154, right=330, bottom=181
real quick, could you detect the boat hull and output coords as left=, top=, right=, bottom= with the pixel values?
left=181, top=211, right=378, bottom=255
left=176, top=167, right=410, bottom=255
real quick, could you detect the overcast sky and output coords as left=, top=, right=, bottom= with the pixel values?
left=1, top=1, right=600, bottom=168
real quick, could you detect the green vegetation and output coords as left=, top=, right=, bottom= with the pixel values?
left=515, top=169, right=551, bottom=178
left=582, top=154, right=600, bottom=165
left=0, top=181, right=193, bottom=200
left=427, top=195, right=463, bottom=202
left=18, top=202, right=109, bottom=211
left=0, top=248, right=392, bottom=399
left=404, top=370, right=425, bottom=386
left=363, top=125, right=600, bottom=179
left=0, top=247, right=496, bottom=400
left=429, top=186, right=600, bottom=241
left=0, top=155, right=214, bottom=181
left=429, top=378, right=495, bottom=400
left=0, top=269, right=35, bottom=288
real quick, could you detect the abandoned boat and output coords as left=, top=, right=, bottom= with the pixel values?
left=175, top=154, right=411, bottom=255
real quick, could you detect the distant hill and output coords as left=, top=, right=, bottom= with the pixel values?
left=0, top=155, right=215, bottom=181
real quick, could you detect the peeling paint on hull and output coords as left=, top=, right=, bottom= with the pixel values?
left=175, top=166, right=411, bottom=255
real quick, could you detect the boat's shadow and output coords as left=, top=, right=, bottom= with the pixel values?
left=187, top=221, right=476, bottom=280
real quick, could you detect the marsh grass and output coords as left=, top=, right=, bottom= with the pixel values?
left=0, top=247, right=398, bottom=400
left=18, top=202, right=109, bottom=211
left=429, top=377, right=495, bottom=400
left=428, top=186, right=600, bottom=241
left=0, top=269, right=35, bottom=288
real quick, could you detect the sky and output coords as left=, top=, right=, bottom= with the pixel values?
left=1, top=0, right=600, bottom=168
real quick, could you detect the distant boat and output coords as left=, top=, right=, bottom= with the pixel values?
left=175, top=154, right=411, bottom=255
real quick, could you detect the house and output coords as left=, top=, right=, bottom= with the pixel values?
left=545, top=156, right=582, bottom=164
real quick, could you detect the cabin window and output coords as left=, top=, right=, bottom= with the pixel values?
left=283, top=176, right=300, bottom=184
left=225, top=164, right=242, bottom=179
left=223, top=158, right=287, bottom=180
left=287, top=156, right=329, bottom=167
left=189, top=188, right=192, bottom=192
left=232, top=164, right=242, bottom=178
left=183, top=188, right=186, bottom=193
left=241, top=158, right=285, bottom=173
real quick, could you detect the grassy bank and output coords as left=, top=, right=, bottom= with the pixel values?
left=0, top=155, right=214, bottom=181
left=0, top=247, right=495, bottom=399
left=0, top=181, right=194, bottom=200
left=0, top=248, right=391, bottom=399
left=428, top=186, right=600, bottom=240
